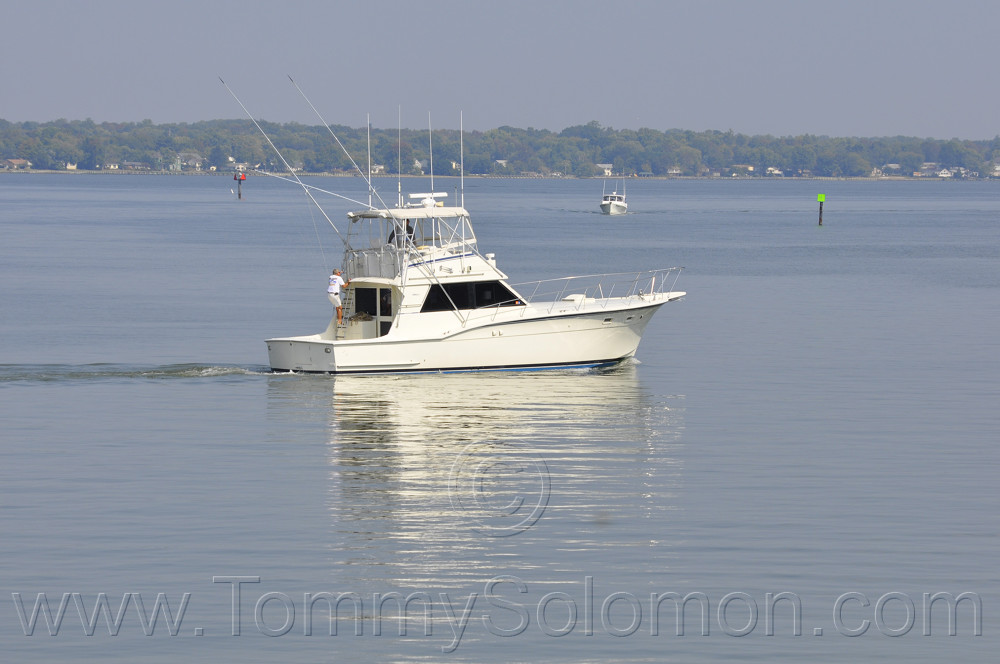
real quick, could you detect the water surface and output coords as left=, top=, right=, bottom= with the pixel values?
left=1, top=175, right=996, bottom=661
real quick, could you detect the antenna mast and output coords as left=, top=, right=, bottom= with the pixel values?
left=367, top=113, right=372, bottom=209
left=460, top=111, right=465, bottom=208
left=397, top=106, right=402, bottom=208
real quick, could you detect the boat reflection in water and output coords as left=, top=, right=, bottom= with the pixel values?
left=264, top=363, right=685, bottom=609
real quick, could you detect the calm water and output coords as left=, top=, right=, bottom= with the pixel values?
left=1, top=174, right=997, bottom=662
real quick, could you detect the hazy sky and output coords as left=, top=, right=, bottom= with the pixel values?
left=3, top=0, right=998, bottom=139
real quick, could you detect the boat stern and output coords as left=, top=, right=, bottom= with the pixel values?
left=266, top=336, right=336, bottom=373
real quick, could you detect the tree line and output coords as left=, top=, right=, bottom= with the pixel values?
left=2, top=118, right=998, bottom=177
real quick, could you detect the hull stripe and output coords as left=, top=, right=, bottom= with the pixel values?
left=270, top=357, right=628, bottom=375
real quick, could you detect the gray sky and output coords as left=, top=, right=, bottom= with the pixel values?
left=3, top=0, right=997, bottom=139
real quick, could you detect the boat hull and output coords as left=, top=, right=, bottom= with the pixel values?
left=267, top=302, right=668, bottom=374
left=600, top=201, right=628, bottom=215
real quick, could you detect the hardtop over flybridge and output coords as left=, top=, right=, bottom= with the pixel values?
left=222, top=79, right=684, bottom=374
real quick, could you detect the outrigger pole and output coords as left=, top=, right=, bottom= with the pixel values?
left=287, top=76, right=393, bottom=213
left=219, top=77, right=345, bottom=244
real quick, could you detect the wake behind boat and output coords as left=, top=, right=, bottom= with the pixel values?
left=223, top=79, right=683, bottom=374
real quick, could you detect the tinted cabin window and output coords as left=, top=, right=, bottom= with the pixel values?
left=379, top=288, right=393, bottom=317
left=421, top=284, right=458, bottom=313
left=476, top=281, right=519, bottom=307
left=420, top=285, right=454, bottom=312
left=420, top=281, right=521, bottom=313
left=448, top=283, right=474, bottom=309
left=354, top=288, right=377, bottom=316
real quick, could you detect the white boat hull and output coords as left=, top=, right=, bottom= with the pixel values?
left=267, top=297, right=678, bottom=373
left=600, top=201, right=628, bottom=215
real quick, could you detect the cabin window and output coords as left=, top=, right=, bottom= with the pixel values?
left=475, top=281, right=516, bottom=307
left=420, top=281, right=522, bottom=313
left=353, top=287, right=394, bottom=337
left=379, top=288, right=393, bottom=317
left=354, top=288, right=378, bottom=316
left=421, top=284, right=461, bottom=312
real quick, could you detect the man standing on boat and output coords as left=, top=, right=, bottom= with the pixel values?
left=328, top=268, right=350, bottom=325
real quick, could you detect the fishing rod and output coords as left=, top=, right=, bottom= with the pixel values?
left=219, top=77, right=345, bottom=244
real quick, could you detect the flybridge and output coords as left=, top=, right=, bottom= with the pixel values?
left=343, top=196, right=483, bottom=283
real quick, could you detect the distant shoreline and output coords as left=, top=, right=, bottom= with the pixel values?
left=0, top=170, right=978, bottom=182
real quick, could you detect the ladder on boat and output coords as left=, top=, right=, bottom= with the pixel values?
left=335, top=288, right=354, bottom=340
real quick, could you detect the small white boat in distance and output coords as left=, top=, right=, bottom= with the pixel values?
left=266, top=192, right=683, bottom=374
left=600, top=176, right=628, bottom=215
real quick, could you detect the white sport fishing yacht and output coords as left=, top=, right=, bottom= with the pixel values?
left=266, top=192, right=683, bottom=373
left=222, top=79, right=683, bottom=374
